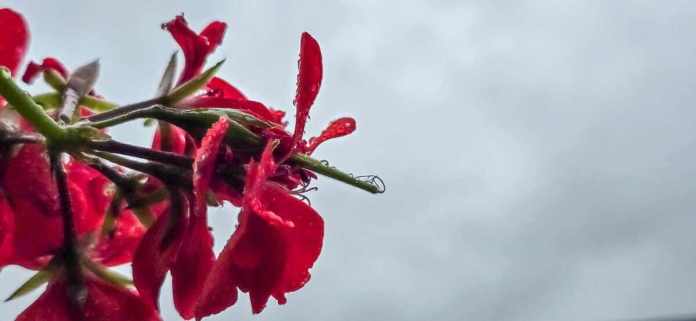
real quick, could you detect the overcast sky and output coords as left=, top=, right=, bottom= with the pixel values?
left=3, top=1, right=696, bottom=321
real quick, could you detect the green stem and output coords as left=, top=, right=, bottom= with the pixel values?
left=0, top=69, right=65, bottom=140
left=85, top=105, right=384, bottom=193
left=291, top=154, right=385, bottom=194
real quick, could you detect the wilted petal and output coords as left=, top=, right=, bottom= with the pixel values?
left=0, top=8, right=29, bottom=76
left=15, top=277, right=161, bottom=321
left=22, top=57, right=68, bottom=84
left=306, top=117, right=356, bottom=154
left=291, top=32, right=323, bottom=150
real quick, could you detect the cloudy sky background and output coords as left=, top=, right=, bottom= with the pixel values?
left=3, top=1, right=696, bottom=320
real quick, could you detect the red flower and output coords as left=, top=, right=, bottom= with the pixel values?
left=196, top=139, right=324, bottom=318
left=0, top=143, right=145, bottom=269
left=16, top=275, right=161, bottom=321
left=163, top=15, right=226, bottom=85
left=0, top=8, right=29, bottom=108
left=0, top=8, right=28, bottom=77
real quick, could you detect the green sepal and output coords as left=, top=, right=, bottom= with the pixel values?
left=5, top=267, right=54, bottom=302
left=164, top=59, right=225, bottom=104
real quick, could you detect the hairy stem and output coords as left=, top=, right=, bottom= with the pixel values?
left=87, top=139, right=193, bottom=168
left=0, top=69, right=65, bottom=140
left=91, top=151, right=192, bottom=189
left=50, top=152, right=85, bottom=308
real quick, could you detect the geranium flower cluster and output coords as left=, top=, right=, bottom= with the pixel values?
left=0, top=8, right=383, bottom=321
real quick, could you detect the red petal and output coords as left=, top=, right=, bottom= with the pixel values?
left=92, top=210, right=146, bottom=266
left=192, top=117, right=229, bottom=217
left=291, top=32, right=323, bottom=150
left=16, top=277, right=161, bottom=321
left=0, top=8, right=29, bottom=76
left=186, top=96, right=285, bottom=124
left=151, top=124, right=190, bottom=155
left=2, top=144, right=61, bottom=264
left=163, top=15, right=227, bottom=84
left=171, top=118, right=228, bottom=319
left=196, top=142, right=323, bottom=316
left=263, top=184, right=323, bottom=300
left=306, top=117, right=356, bottom=154
left=0, top=193, right=15, bottom=267
left=66, top=160, right=110, bottom=234
left=132, top=193, right=189, bottom=308
left=206, top=77, right=247, bottom=100
left=21, top=57, right=68, bottom=84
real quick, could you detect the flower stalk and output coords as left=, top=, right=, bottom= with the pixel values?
left=0, top=68, right=65, bottom=140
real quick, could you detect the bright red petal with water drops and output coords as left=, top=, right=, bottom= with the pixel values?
left=22, top=57, right=69, bottom=84
left=133, top=195, right=189, bottom=309
left=207, top=77, right=246, bottom=100
left=306, top=117, right=356, bottom=154
left=163, top=15, right=227, bottom=84
left=0, top=8, right=29, bottom=76
left=197, top=141, right=323, bottom=315
left=263, top=183, right=323, bottom=301
left=16, top=277, right=162, bottom=321
left=171, top=118, right=227, bottom=319
left=291, top=32, right=323, bottom=150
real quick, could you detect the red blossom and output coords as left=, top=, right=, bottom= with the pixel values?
left=0, top=9, right=373, bottom=321
left=163, top=15, right=226, bottom=84
left=196, top=141, right=323, bottom=318
left=0, top=8, right=29, bottom=77
left=171, top=118, right=228, bottom=319
left=16, top=275, right=161, bottom=321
